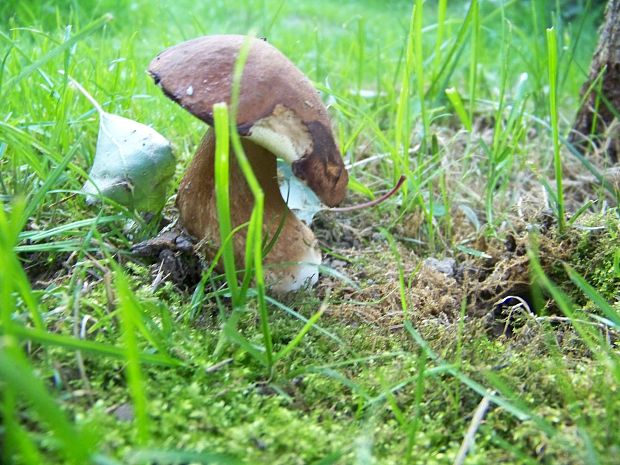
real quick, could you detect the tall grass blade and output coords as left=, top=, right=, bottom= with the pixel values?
left=274, top=299, right=327, bottom=362
left=0, top=198, right=43, bottom=329
left=468, top=0, right=480, bottom=126
left=413, top=0, right=428, bottom=149
left=394, top=2, right=415, bottom=181
left=213, top=103, right=239, bottom=302
left=528, top=242, right=617, bottom=369
left=0, top=14, right=111, bottom=99
left=381, top=229, right=408, bottom=319
left=22, top=139, right=80, bottom=220
left=1, top=386, right=45, bottom=464
left=126, top=449, right=246, bottom=465
left=7, top=325, right=184, bottom=366
left=222, top=321, right=266, bottom=366
left=426, top=1, right=476, bottom=98
left=309, top=452, right=344, bottom=465
left=113, top=269, right=153, bottom=444
left=264, top=294, right=343, bottom=344
left=228, top=34, right=273, bottom=371
left=445, top=87, right=472, bottom=131
left=0, top=347, right=95, bottom=464
left=433, top=0, right=447, bottom=76
left=564, top=264, right=620, bottom=326
left=546, top=27, right=565, bottom=233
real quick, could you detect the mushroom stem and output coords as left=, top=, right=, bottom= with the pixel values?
left=177, top=130, right=321, bottom=292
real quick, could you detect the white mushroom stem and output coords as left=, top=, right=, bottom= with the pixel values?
left=176, top=130, right=321, bottom=292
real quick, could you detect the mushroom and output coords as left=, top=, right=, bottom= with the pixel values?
left=148, top=35, right=348, bottom=292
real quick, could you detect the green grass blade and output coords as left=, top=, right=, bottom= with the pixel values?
left=394, top=2, right=414, bottom=181
left=468, top=0, right=480, bottom=125
left=213, top=103, right=239, bottom=302
left=546, top=27, right=565, bottom=233
left=228, top=34, right=273, bottom=371
left=223, top=321, right=267, bottom=367
left=126, top=449, right=246, bottom=465
left=528, top=243, right=613, bottom=362
left=404, top=321, right=534, bottom=423
left=445, top=87, right=472, bottom=131
left=309, top=451, right=344, bottom=465
left=382, top=229, right=408, bottom=319
left=425, top=1, right=476, bottom=98
left=22, top=137, right=82, bottom=221
left=113, top=268, right=152, bottom=444
left=565, top=264, right=620, bottom=326
left=18, top=214, right=124, bottom=242
left=1, top=388, right=45, bottom=464
left=0, top=346, right=95, bottom=464
left=0, top=14, right=111, bottom=99
left=0, top=198, right=44, bottom=329
left=274, top=299, right=327, bottom=362
left=264, top=294, right=343, bottom=344
left=6, top=325, right=183, bottom=366
left=413, top=0, right=428, bottom=148
left=433, top=0, right=447, bottom=76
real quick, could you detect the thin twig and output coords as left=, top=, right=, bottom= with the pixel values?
left=151, top=259, right=168, bottom=292
left=345, top=152, right=392, bottom=170
left=494, top=295, right=535, bottom=318
left=205, top=358, right=234, bottom=373
left=328, top=175, right=406, bottom=212
left=80, top=315, right=96, bottom=339
left=536, top=315, right=617, bottom=332
left=453, top=393, right=493, bottom=465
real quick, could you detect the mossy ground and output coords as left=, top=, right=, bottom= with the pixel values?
left=15, top=199, right=619, bottom=464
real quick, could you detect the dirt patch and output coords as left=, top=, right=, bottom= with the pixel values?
left=130, top=223, right=203, bottom=290
left=23, top=251, right=76, bottom=288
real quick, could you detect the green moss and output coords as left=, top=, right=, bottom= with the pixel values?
left=571, top=212, right=620, bottom=307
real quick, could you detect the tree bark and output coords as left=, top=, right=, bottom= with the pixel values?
left=569, top=0, right=620, bottom=162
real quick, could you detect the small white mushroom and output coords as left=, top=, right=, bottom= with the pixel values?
left=149, top=35, right=348, bottom=291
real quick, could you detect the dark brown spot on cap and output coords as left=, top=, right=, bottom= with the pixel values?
left=292, top=121, right=348, bottom=206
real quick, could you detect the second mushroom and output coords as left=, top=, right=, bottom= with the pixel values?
left=149, top=35, right=348, bottom=292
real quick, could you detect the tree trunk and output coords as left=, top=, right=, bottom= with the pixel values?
left=569, top=0, right=620, bottom=162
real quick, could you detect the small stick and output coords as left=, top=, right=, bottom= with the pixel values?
left=328, top=175, right=406, bottom=213
left=205, top=358, right=234, bottom=373
left=150, top=259, right=167, bottom=292
left=453, top=393, right=493, bottom=465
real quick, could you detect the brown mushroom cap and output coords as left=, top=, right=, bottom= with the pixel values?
left=148, top=34, right=348, bottom=206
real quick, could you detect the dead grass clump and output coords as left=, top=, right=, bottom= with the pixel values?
left=408, top=262, right=464, bottom=321
left=319, top=206, right=584, bottom=345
